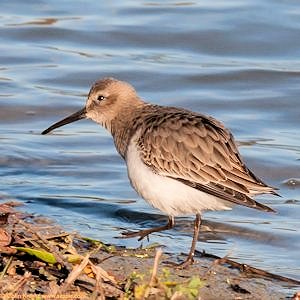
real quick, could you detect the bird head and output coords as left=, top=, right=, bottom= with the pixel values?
left=41, top=78, right=140, bottom=135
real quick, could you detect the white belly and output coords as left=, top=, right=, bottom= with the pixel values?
left=125, top=138, right=233, bottom=217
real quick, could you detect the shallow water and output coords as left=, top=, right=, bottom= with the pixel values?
left=1, top=0, right=299, bottom=288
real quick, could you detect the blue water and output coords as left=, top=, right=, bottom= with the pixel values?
left=0, top=0, right=299, bottom=289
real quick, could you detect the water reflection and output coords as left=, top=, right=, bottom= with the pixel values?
left=7, top=17, right=80, bottom=27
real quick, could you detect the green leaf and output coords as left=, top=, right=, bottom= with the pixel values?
left=14, top=247, right=57, bottom=264
left=82, top=236, right=102, bottom=245
left=188, top=276, right=204, bottom=289
left=65, top=254, right=82, bottom=264
left=81, top=237, right=116, bottom=253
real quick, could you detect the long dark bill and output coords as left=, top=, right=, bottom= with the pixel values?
left=41, top=107, right=86, bottom=135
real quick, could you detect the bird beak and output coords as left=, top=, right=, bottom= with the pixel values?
left=41, top=107, right=87, bottom=135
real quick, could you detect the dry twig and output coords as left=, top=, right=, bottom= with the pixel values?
left=10, top=271, right=31, bottom=294
left=58, top=252, right=90, bottom=295
left=90, top=263, right=105, bottom=300
left=0, top=256, right=13, bottom=280
left=144, top=248, right=163, bottom=298
left=198, top=250, right=300, bottom=285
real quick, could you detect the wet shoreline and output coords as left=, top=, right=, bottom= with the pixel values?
left=1, top=201, right=299, bottom=299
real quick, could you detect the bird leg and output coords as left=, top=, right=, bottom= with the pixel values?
left=119, top=216, right=174, bottom=241
left=166, top=214, right=202, bottom=269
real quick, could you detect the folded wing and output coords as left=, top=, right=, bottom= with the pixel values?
left=137, top=107, right=277, bottom=212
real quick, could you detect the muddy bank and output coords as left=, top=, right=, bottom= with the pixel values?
left=0, top=201, right=298, bottom=299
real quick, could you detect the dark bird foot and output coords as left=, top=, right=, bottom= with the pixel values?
left=119, top=229, right=152, bottom=241
left=118, top=216, right=175, bottom=242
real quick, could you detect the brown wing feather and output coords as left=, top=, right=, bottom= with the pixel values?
left=137, top=106, right=277, bottom=212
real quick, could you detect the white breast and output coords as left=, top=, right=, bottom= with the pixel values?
left=125, top=135, right=233, bottom=217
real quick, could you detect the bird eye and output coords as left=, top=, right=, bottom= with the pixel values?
left=97, top=95, right=105, bottom=101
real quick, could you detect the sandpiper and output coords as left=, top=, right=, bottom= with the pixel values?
left=42, top=78, right=277, bottom=267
